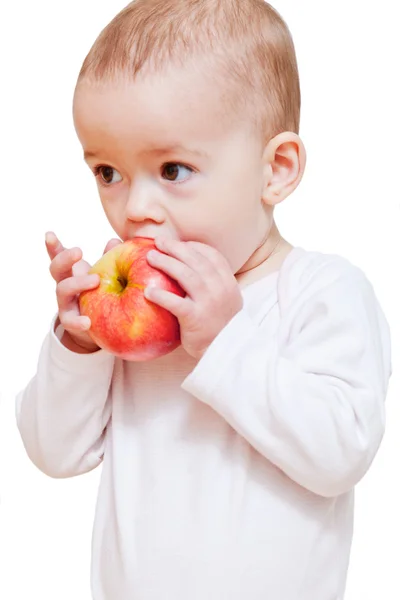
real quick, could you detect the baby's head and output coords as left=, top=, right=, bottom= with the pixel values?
left=73, top=0, right=305, bottom=275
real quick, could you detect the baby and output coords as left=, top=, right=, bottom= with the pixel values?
left=16, top=1, right=392, bottom=599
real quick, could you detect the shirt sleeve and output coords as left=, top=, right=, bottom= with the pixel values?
left=16, top=318, right=115, bottom=478
left=182, top=261, right=392, bottom=498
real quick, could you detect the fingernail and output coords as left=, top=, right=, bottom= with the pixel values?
left=45, top=232, right=55, bottom=244
left=144, top=285, right=155, bottom=299
left=81, top=317, right=91, bottom=329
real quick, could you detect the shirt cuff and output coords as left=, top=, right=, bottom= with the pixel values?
left=49, top=314, right=114, bottom=374
left=181, top=308, right=259, bottom=403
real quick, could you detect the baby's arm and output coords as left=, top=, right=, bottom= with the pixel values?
left=16, top=325, right=114, bottom=478
left=16, top=232, right=118, bottom=478
left=183, top=255, right=392, bottom=498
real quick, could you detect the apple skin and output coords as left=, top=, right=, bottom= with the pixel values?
left=79, top=237, right=185, bottom=361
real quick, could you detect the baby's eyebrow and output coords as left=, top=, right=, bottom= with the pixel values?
left=141, top=145, right=209, bottom=159
left=83, top=145, right=209, bottom=162
left=84, top=150, right=100, bottom=161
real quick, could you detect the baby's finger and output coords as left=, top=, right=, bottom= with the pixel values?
left=59, top=311, right=92, bottom=332
left=50, top=247, right=83, bottom=283
left=103, top=238, right=122, bottom=255
left=72, top=258, right=92, bottom=277
left=56, top=274, right=100, bottom=310
left=45, top=231, right=65, bottom=261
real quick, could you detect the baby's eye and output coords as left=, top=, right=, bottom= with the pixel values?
left=161, top=163, right=193, bottom=183
left=95, top=166, right=123, bottom=185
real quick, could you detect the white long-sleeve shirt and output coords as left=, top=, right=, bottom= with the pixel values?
left=16, top=247, right=391, bottom=600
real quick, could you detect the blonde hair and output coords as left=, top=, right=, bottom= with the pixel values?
left=77, top=0, right=300, bottom=139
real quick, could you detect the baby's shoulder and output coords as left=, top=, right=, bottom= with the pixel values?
left=279, top=247, right=370, bottom=305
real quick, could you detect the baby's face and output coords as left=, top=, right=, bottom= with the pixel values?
left=73, top=65, right=271, bottom=274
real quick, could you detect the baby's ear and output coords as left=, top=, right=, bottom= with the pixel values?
left=261, top=132, right=306, bottom=206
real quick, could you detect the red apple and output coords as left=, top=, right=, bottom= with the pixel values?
left=79, top=237, right=185, bottom=361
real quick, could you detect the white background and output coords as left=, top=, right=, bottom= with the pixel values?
left=0, top=1, right=399, bottom=598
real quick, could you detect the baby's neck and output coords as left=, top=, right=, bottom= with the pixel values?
left=236, top=223, right=293, bottom=288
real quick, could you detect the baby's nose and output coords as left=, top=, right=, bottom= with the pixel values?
left=125, top=183, right=165, bottom=225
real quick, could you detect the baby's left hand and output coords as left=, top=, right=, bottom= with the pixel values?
left=145, top=237, right=243, bottom=359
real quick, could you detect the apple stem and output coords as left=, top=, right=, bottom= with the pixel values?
left=117, top=275, right=128, bottom=290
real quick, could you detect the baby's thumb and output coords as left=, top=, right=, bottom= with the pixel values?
left=103, top=238, right=122, bottom=255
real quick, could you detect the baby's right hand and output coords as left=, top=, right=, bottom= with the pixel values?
left=45, top=232, right=120, bottom=354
